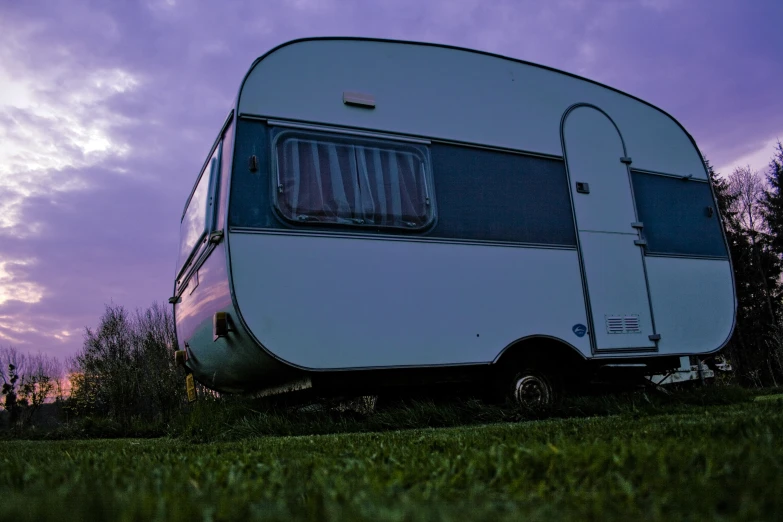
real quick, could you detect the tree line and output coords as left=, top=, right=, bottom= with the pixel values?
left=2, top=143, right=783, bottom=427
left=711, top=141, right=783, bottom=387
left=1, top=303, right=185, bottom=428
left=0, top=347, right=67, bottom=427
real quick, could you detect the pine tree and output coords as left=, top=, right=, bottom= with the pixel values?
left=760, top=141, right=783, bottom=384
left=709, top=159, right=783, bottom=386
left=762, top=141, right=783, bottom=255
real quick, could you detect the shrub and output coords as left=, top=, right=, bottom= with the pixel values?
left=69, top=302, right=184, bottom=425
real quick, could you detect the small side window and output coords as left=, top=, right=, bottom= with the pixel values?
left=178, top=146, right=220, bottom=274
left=631, top=170, right=727, bottom=258
left=273, top=131, right=433, bottom=229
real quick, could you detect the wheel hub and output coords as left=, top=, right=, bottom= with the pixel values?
left=513, top=375, right=551, bottom=406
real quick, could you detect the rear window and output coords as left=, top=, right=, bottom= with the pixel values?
left=178, top=149, right=218, bottom=272
left=273, top=131, right=433, bottom=229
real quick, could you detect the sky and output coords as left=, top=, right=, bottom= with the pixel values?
left=0, top=0, right=781, bottom=361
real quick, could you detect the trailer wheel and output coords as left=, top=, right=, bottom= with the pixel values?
left=509, top=368, right=557, bottom=408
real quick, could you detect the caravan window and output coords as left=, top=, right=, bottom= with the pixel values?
left=178, top=147, right=219, bottom=273
left=631, top=171, right=727, bottom=258
left=273, top=131, right=433, bottom=229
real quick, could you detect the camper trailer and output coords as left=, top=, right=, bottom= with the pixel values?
left=171, top=38, right=735, bottom=405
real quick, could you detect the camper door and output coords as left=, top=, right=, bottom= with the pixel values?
left=563, top=105, right=658, bottom=352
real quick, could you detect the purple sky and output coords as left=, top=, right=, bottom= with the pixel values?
left=1, top=0, right=781, bottom=360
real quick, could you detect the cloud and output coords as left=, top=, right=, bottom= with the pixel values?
left=716, top=134, right=783, bottom=178
left=0, top=14, right=149, bottom=348
left=0, top=0, right=781, bottom=361
left=0, top=21, right=141, bottom=235
left=0, top=259, right=43, bottom=306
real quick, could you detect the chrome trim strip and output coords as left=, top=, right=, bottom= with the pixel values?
left=631, top=167, right=710, bottom=182
left=228, top=227, right=579, bottom=251
left=239, top=114, right=566, bottom=161
left=594, top=346, right=659, bottom=354
left=644, top=252, right=729, bottom=261
left=266, top=119, right=432, bottom=144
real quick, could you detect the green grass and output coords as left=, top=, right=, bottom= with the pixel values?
left=169, top=385, right=755, bottom=443
left=754, top=393, right=783, bottom=402
left=0, top=394, right=781, bottom=521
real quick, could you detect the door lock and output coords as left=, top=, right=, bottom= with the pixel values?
left=576, top=182, right=590, bottom=194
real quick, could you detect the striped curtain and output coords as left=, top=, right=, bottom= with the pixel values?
left=277, top=136, right=429, bottom=228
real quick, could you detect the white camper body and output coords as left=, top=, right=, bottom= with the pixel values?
left=172, top=38, right=735, bottom=396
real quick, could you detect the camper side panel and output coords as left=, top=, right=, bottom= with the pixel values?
left=230, top=233, right=590, bottom=369
left=645, top=258, right=734, bottom=355
left=228, top=39, right=734, bottom=364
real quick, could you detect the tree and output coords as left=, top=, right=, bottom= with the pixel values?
left=762, top=141, right=783, bottom=255
left=71, top=302, right=183, bottom=424
left=728, top=166, right=780, bottom=325
left=1, top=347, right=64, bottom=427
left=0, top=348, right=22, bottom=426
left=16, top=353, right=62, bottom=425
left=708, top=160, right=783, bottom=386
left=760, top=141, right=783, bottom=384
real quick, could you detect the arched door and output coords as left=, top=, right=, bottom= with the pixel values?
left=562, top=105, right=657, bottom=352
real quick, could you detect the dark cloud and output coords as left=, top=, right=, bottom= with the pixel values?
left=1, top=0, right=781, bottom=359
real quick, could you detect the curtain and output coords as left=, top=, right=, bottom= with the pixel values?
left=277, top=136, right=429, bottom=228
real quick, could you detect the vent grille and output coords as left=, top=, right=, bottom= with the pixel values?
left=606, top=315, right=641, bottom=334
left=624, top=315, right=640, bottom=333
left=606, top=316, right=624, bottom=334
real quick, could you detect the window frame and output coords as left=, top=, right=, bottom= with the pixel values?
left=177, top=143, right=222, bottom=279
left=630, top=169, right=728, bottom=259
left=270, top=127, right=436, bottom=232
left=427, top=142, right=577, bottom=246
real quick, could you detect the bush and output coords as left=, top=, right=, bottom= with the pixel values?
left=69, top=302, right=184, bottom=425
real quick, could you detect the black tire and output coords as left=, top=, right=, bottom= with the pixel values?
left=508, top=368, right=558, bottom=408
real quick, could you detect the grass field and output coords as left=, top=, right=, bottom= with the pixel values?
left=1, top=389, right=781, bottom=521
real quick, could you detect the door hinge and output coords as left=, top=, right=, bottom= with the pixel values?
left=209, top=230, right=224, bottom=244
left=634, top=239, right=647, bottom=246
left=620, top=156, right=633, bottom=164
left=648, top=334, right=661, bottom=341
left=168, top=296, right=181, bottom=304
left=631, top=222, right=644, bottom=229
